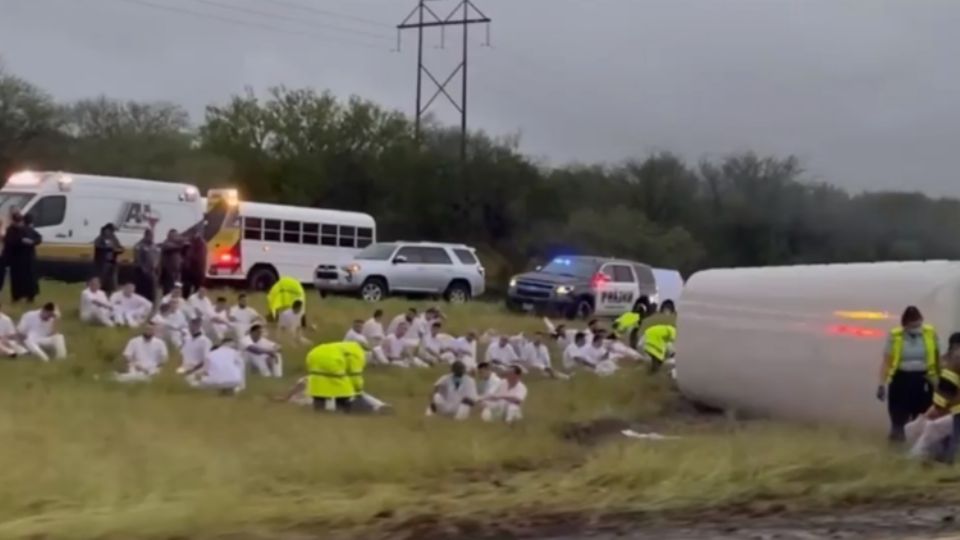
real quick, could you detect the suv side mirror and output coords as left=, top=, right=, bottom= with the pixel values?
left=393, top=255, right=407, bottom=264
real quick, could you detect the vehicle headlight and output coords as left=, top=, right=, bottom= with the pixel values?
left=556, top=285, right=574, bottom=295
left=343, top=263, right=361, bottom=274
left=509, top=277, right=517, bottom=288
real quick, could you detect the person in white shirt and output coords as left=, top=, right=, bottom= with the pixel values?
left=345, top=319, right=388, bottom=365
left=586, top=334, right=618, bottom=376
left=188, top=287, right=215, bottom=321
left=520, top=332, right=571, bottom=379
left=113, top=323, right=168, bottom=383
left=186, top=337, right=245, bottom=395
left=419, top=321, right=452, bottom=365
left=381, top=321, right=428, bottom=368
left=0, top=302, right=26, bottom=357
left=240, top=324, right=283, bottom=377
left=475, top=361, right=502, bottom=400
left=110, top=282, right=153, bottom=328
left=485, top=335, right=519, bottom=369
left=386, top=308, right=417, bottom=336
left=229, top=293, right=262, bottom=338
left=451, top=331, right=479, bottom=371
left=426, top=361, right=477, bottom=420
left=162, top=283, right=194, bottom=320
left=362, top=309, right=386, bottom=346
left=205, top=296, right=233, bottom=343
left=152, top=301, right=188, bottom=349
left=480, top=365, right=527, bottom=423
left=605, top=333, right=642, bottom=363
left=80, top=277, right=114, bottom=327
left=18, top=303, right=67, bottom=361
left=178, top=317, right=212, bottom=375
left=277, top=300, right=312, bottom=344
left=544, top=318, right=585, bottom=350
left=562, top=332, right=592, bottom=371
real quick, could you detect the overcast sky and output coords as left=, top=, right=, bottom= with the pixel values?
left=1, top=0, right=958, bottom=196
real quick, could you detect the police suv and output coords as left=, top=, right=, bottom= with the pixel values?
left=505, top=256, right=658, bottom=319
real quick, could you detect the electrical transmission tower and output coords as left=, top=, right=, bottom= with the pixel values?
left=397, top=0, right=491, bottom=165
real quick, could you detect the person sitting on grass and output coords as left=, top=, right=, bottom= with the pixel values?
left=186, top=337, right=245, bottom=395
left=345, top=318, right=389, bottom=365
left=112, top=323, right=168, bottom=383
left=229, top=293, right=262, bottom=339
left=110, top=282, right=152, bottom=328
left=151, top=301, right=188, bottom=349
left=381, top=321, right=429, bottom=368
left=0, top=301, right=26, bottom=357
left=277, top=300, right=313, bottom=345
left=18, top=302, right=67, bottom=361
left=476, top=361, right=502, bottom=400
left=178, top=317, right=212, bottom=375
left=519, top=332, right=571, bottom=380
left=479, top=365, right=527, bottom=423
left=426, top=360, right=477, bottom=420
left=240, top=324, right=283, bottom=377
left=80, top=276, right=114, bottom=327
left=484, top=334, right=519, bottom=370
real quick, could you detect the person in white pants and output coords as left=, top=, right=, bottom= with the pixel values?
left=476, top=362, right=502, bottom=400
left=345, top=319, right=388, bottom=365
left=187, top=338, right=245, bottom=395
left=585, top=334, right=618, bottom=376
left=206, top=296, right=233, bottom=343
left=0, top=302, right=27, bottom=357
left=605, top=333, right=642, bottom=363
left=520, top=332, right=571, bottom=379
left=162, top=283, right=195, bottom=321
left=240, top=324, right=283, bottom=377
left=110, top=283, right=153, bottom=328
left=178, top=318, right=212, bottom=375
left=278, top=300, right=313, bottom=345
left=562, top=332, right=594, bottom=371
left=151, top=301, right=188, bottom=349
left=386, top=308, right=417, bottom=336
left=480, top=365, right=527, bottom=423
left=79, top=277, right=114, bottom=327
left=113, top=323, right=168, bottom=383
left=484, top=335, right=519, bottom=370
left=451, top=331, right=479, bottom=371
left=419, top=322, right=453, bottom=366
left=228, top=293, right=262, bottom=339
left=18, top=303, right=67, bottom=361
left=362, top=309, right=385, bottom=345
left=426, top=360, right=478, bottom=420
left=381, top=322, right=428, bottom=368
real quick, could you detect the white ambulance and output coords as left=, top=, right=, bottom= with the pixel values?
left=0, top=171, right=204, bottom=281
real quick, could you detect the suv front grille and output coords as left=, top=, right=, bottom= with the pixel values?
left=315, top=265, right=339, bottom=280
left=515, top=279, right=553, bottom=299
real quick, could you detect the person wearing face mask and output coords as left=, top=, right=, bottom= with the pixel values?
left=426, top=360, right=477, bottom=420
left=878, top=305, right=940, bottom=442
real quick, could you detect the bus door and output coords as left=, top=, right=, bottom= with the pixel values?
left=205, top=189, right=242, bottom=278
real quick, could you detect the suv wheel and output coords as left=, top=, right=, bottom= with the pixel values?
left=568, top=297, right=593, bottom=320
left=360, top=278, right=387, bottom=302
left=444, top=281, right=471, bottom=304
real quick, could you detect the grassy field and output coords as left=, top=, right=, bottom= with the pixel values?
left=0, top=281, right=954, bottom=540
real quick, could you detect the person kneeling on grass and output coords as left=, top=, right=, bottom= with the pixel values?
left=426, top=360, right=478, bottom=420
left=113, top=323, right=168, bottom=383
left=278, top=300, right=314, bottom=345
left=285, top=341, right=387, bottom=412
left=186, top=337, right=246, bottom=395
left=18, top=302, right=67, bottom=361
left=479, top=365, right=527, bottom=423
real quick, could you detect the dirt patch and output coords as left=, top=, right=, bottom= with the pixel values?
left=381, top=505, right=960, bottom=540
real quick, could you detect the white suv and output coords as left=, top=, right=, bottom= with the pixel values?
left=315, top=241, right=486, bottom=303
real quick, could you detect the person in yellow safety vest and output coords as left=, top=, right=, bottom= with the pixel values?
left=267, top=276, right=305, bottom=321
left=642, top=323, right=676, bottom=374
left=616, top=297, right=652, bottom=350
left=305, top=342, right=354, bottom=412
left=877, top=305, right=939, bottom=442
left=918, top=331, right=960, bottom=463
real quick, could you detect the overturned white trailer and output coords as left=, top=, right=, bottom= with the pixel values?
left=675, top=261, right=960, bottom=433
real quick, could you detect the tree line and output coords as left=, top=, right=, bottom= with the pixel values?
left=2, top=64, right=958, bottom=288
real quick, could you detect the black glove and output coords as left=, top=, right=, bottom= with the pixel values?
left=876, top=385, right=886, bottom=402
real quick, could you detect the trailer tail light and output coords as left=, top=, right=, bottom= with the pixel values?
left=826, top=324, right=884, bottom=339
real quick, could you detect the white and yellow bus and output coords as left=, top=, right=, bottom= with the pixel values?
left=204, top=189, right=376, bottom=290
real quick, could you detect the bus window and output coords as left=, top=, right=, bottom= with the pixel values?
left=338, top=225, right=356, bottom=248
left=244, top=217, right=262, bottom=240
left=358, top=227, right=374, bottom=247
left=303, top=223, right=319, bottom=245
left=283, top=221, right=301, bottom=243
left=264, top=219, right=281, bottom=242
left=321, top=224, right=337, bottom=246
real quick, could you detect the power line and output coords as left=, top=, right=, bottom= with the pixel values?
left=188, top=0, right=393, bottom=42
left=110, top=0, right=390, bottom=51
left=258, top=0, right=393, bottom=30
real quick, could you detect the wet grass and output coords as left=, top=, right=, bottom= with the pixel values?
left=0, top=281, right=953, bottom=539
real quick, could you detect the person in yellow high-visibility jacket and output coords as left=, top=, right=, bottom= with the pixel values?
left=642, top=323, right=676, bottom=374
left=305, top=342, right=354, bottom=412
left=877, top=306, right=939, bottom=442
left=340, top=340, right=389, bottom=413
left=267, top=276, right=305, bottom=321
